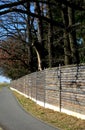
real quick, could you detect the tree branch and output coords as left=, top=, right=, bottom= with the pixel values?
left=0, top=0, right=84, bottom=11
left=0, top=8, right=64, bottom=28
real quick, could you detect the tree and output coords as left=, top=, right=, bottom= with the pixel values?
left=0, top=0, right=85, bottom=79
left=0, top=37, right=31, bottom=79
left=61, top=0, right=85, bottom=65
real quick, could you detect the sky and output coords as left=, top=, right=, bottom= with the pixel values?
left=0, top=75, right=11, bottom=83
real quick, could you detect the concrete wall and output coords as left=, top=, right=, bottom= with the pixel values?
left=10, top=64, right=85, bottom=120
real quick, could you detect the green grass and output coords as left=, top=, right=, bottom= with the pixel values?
left=13, top=91, right=85, bottom=130
left=0, top=83, right=10, bottom=89
left=0, top=127, right=3, bottom=130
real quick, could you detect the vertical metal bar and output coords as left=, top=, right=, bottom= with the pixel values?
left=59, top=64, right=62, bottom=112
left=31, top=76, right=32, bottom=99
left=28, top=76, right=29, bottom=97
left=36, top=72, right=37, bottom=102
left=44, top=70, right=46, bottom=107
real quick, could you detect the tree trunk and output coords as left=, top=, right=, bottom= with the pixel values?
left=34, top=2, right=44, bottom=70
left=26, top=1, right=34, bottom=71
left=47, top=0, right=53, bottom=68
left=61, top=4, right=71, bottom=65
left=26, top=1, right=31, bottom=58
left=68, top=7, right=79, bottom=64
left=33, top=46, right=42, bottom=71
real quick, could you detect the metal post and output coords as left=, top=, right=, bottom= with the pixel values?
left=58, top=64, right=62, bottom=112
left=44, top=70, right=46, bottom=107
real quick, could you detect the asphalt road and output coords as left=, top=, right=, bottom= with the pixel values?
left=0, top=87, right=59, bottom=130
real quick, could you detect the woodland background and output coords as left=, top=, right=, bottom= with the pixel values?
left=0, top=0, right=85, bottom=80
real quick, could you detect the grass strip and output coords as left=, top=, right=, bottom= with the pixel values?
left=0, top=83, right=9, bottom=90
left=13, top=91, right=85, bottom=130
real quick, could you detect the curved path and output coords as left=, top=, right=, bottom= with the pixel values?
left=0, top=87, right=59, bottom=130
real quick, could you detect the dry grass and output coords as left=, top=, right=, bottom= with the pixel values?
left=13, top=91, right=85, bottom=130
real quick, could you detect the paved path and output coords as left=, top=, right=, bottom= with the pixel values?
left=0, top=87, right=59, bottom=130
